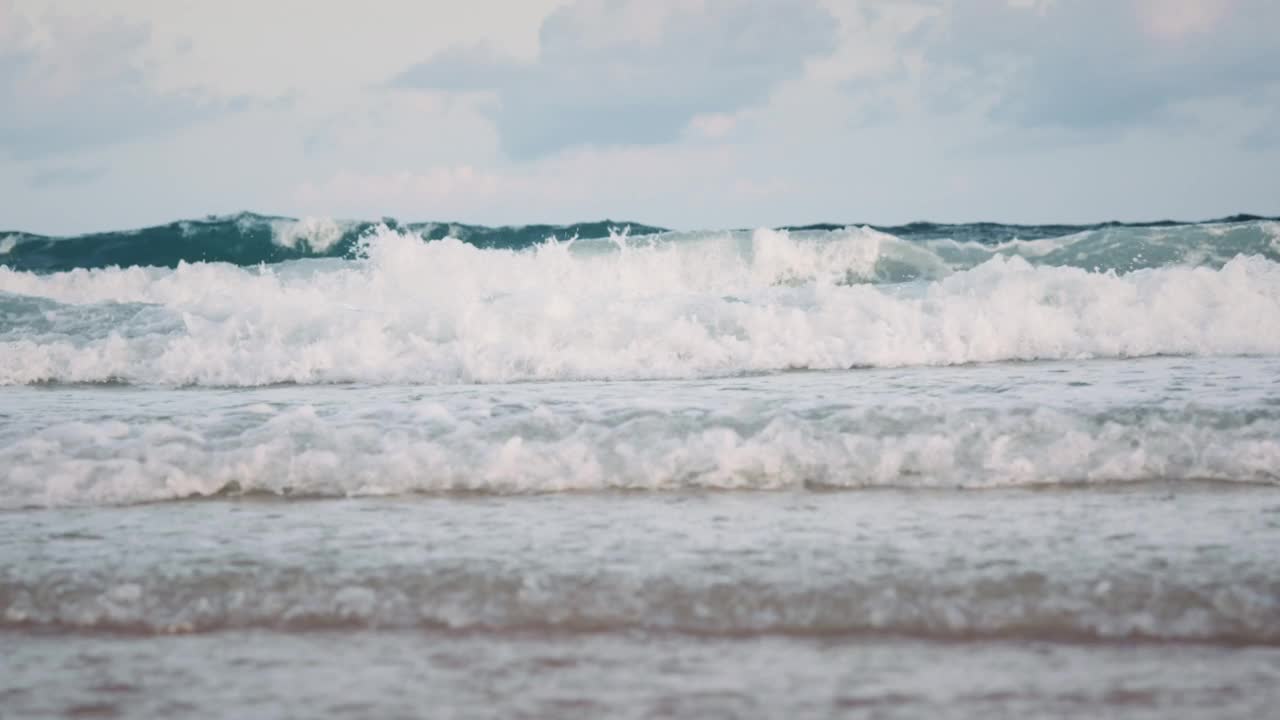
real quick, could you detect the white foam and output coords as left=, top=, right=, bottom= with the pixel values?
left=0, top=226, right=1278, bottom=386
left=268, top=216, right=349, bottom=253
left=928, top=232, right=1072, bottom=257
left=3, top=397, right=1277, bottom=508
left=1266, top=220, right=1280, bottom=253
left=0, top=235, right=16, bottom=255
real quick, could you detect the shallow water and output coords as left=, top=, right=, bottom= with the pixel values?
left=7, top=631, right=1280, bottom=719
left=3, top=359, right=1279, bottom=717
left=4, top=485, right=1280, bottom=718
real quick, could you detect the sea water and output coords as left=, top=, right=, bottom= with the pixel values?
left=2, top=216, right=1279, bottom=717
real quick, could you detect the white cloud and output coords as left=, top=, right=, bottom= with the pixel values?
left=1133, top=0, right=1230, bottom=41
left=83, top=0, right=568, bottom=97
left=288, top=143, right=769, bottom=225
left=0, top=6, right=239, bottom=160
left=1, top=0, right=1277, bottom=234
left=295, top=166, right=505, bottom=213
left=395, top=0, right=838, bottom=158
left=686, top=113, right=737, bottom=140
left=25, top=165, right=105, bottom=189
left=915, top=0, right=1280, bottom=135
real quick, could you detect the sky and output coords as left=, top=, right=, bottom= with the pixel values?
left=1, top=0, right=1278, bottom=234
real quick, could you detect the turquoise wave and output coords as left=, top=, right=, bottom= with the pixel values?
left=0, top=212, right=668, bottom=272
left=1, top=211, right=1276, bottom=273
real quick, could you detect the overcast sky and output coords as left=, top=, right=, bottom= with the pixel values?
left=2, top=0, right=1277, bottom=234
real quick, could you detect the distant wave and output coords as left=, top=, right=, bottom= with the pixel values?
left=0, top=212, right=668, bottom=272
left=1, top=211, right=1276, bottom=272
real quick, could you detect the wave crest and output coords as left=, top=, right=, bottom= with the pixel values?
left=3, top=213, right=1276, bottom=273
left=1, top=225, right=1278, bottom=386
left=3, top=396, right=1278, bottom=508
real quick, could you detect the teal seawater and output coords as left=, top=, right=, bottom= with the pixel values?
left=0, top=213, right=666, bottom=272
left=1, top=211, right=1276, bottom=272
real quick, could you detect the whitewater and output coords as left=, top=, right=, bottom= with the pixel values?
left=3, top=219, right=1279, bottom=387
left=3, top=214, right=1280, bottom=718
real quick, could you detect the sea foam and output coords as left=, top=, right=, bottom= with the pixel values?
left=4, top=397, right=1277, bottom=508
left=1, top=226, right=1277, bottom=386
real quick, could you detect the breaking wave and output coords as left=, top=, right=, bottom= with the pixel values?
left=1, top=222, right=1278, bottom=387
left=0, top=212, right=668, bottom=272
left=3, top=381, right=1278, bottom=508
left=2, top=212, right=1277, bottom=274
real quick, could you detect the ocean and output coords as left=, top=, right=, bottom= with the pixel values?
left=2, top=214, right=1279, bottom=717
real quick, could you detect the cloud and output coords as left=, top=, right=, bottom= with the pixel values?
left=686, top=112, right=738, bottom=140
left=289, top=142, right=784, bottom=225
left=395, top=0, right=837, bottom=158
left=912, top=0, right=1280, bottom=135
left=296, top=166, right=506, bottom=212
left=0, top=6, right=243, bottom=160
left=25, top=165, right=107, bottom=189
